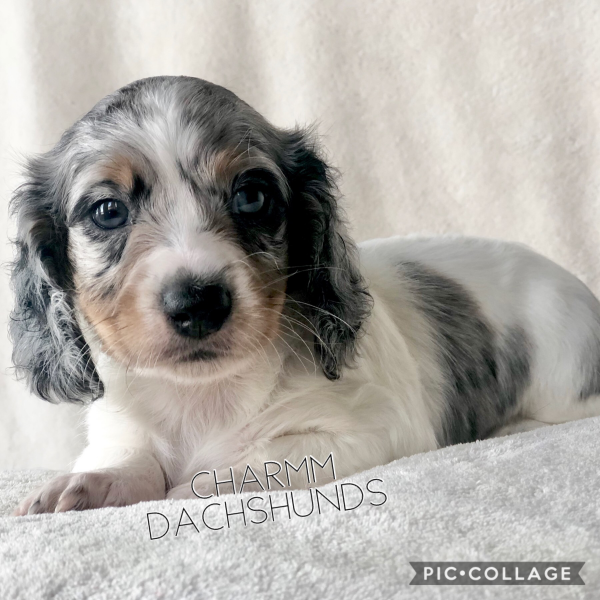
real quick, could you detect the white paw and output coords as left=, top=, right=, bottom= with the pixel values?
left=13, top=470, right=163, bottom=515
left=166, top=483, right=197, bottom=500
left=167, top=468, right=265, bottom=501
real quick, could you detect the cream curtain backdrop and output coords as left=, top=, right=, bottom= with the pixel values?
left=1, top=0, right=600, bottom=469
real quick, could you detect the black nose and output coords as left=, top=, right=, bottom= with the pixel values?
left=162, top=278, right=232, bottom=339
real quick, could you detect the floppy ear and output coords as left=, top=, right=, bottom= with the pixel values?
left=281, top=129, right=372, bottom=380
left=9, top=155, right=104, bottom=403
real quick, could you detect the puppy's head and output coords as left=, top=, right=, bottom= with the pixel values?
left=10, top=76, right=370, bottom=403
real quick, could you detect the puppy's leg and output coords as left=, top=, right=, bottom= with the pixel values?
left=175, top=430, right=392, bottom=499
left=487, top=418, right=551, bottom=439
left=490, top=393, right=600, bottom=442
left=13, top=446, right=166, bottom=516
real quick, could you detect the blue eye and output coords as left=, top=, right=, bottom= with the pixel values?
left=91, top=200, right=129, bottom=229
left=232, top=188, right=267, bottom=215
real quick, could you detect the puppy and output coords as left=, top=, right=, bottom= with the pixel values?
left=11, top=76, right=600, bottom=514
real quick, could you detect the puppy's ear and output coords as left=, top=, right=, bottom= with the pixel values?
left=281, top=128, right=372, bottom=380
left=9, top=154, right=104, bottom=403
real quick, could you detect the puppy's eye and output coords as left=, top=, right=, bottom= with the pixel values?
left=90, top=200, right=129, bottom=229
left=232, top=187, right=267, bottom=215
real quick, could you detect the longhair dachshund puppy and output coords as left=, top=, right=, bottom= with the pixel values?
left=11, top=76, right=600, bottom=514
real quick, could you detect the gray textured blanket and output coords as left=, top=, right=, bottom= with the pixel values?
left=1, top=417, right=598, bottom=599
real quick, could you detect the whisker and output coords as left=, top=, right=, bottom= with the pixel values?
left=253, top=266, right=350, bottom=293
left=245, top=322, right=284, bottom=369
left=275, top=317, right=318, bottom=375
left=285, top=295, right=357, bottom=334
left=259, top=305, right=335, bottom=364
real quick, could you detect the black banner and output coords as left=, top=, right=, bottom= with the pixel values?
left=409, top=562, right=585, bottom=585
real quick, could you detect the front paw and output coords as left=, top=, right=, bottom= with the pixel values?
left=13, top=470, right=155, bottom=515
left=167, top=468, right=265, bottom=501
left=166, top=478, right=221, bottom=500
left=166, top=483, right=197, bottom=500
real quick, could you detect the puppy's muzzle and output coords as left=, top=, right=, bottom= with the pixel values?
left=161, top=275, right=232, bottom=340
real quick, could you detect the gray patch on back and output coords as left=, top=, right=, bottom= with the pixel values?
left=400, top=261, right=531, bottom=445
left=572, top=286, right=600, bottom=401
left=580, top=343, right=600, bottom=400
